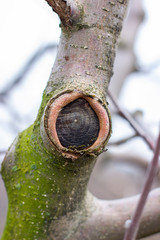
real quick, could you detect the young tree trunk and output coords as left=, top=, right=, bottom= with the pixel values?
left=1, top=1, right=160, bottom=240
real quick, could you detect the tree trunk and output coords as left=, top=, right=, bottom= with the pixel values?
left=1, top=1, right=160, bottom=240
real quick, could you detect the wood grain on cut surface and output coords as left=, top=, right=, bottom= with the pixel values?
left=56, top=98, right=100, bottom=149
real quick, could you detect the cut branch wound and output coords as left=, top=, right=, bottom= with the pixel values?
left=42, top=91, right=111, bottom=159
left=56, top=98, right=100, bottom=149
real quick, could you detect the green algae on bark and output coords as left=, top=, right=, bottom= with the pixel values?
left=1, top=124, right=96, bottom=240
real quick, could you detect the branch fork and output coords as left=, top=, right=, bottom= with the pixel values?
left=45, top=0, right=82, bottom=27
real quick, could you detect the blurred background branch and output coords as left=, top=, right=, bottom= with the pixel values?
left=0, top=44, right=57, bottom=100
left=108, top=90, right=156, bottom=151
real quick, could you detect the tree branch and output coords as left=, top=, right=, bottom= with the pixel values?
left=123, top=130, right=160, bottom=240
left=0, top=44, right=56, bottom=100
left=45, top=0, right=71, bottom=27
left=108, top=90, right=156, bottom=151
left=108, top=134, right=137, bottom=146
left=45, top=0, right=82, bottom=27
left=78, top=188, right=160, bottom=240
left=41, top=188, right=160, bottom=240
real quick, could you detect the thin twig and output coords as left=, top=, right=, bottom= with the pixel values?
left=0, top=44, right=57, bottom=100
left=107, top=90, right=155, bottom=151
left=108, top=134, right=137, bottom=146
left=123, top=130, right=160, bottom=240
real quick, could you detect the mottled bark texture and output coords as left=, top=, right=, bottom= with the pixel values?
left=2, top=0, right=160, bottom=240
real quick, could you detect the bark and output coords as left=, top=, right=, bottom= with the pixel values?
left=2, top=1, right=160, bottom=240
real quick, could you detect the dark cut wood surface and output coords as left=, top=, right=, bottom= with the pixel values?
left=56, top=98, right=100, bottom=149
